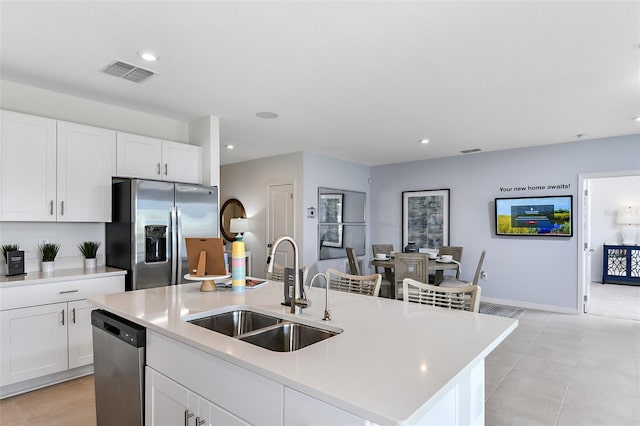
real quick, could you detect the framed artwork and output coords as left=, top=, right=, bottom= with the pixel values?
left=319, top=193, right=343, bottom=223
left=319, top=224, right=344, bottom=248
left=402, top=189, right=450, bottom=250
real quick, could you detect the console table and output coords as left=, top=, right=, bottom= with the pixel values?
left=602, top=245, right=640, bottom=285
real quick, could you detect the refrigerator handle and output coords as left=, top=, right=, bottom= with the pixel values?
left=170, top=206, right=177, bottom=285
left=176, top=206, right=183, bottom=284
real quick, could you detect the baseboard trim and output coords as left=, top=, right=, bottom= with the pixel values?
left=0, top=365, right=94, bottom=399
left=481, top=296, right=579, bottom=315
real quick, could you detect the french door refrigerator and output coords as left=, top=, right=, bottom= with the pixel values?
left=106, top=178, right=218, bottom=291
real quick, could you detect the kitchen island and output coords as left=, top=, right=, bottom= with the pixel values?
left=89, top=280, right=516, bottom=425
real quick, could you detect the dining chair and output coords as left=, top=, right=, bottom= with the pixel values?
left=326, top=268, right=382, bottom=297
left=437, top=246, right=464, bottom=279
left=394, top=253, right=429, bottom=300
left=345, top=247, right=362, bottom=275
left=403, top=278, right=481, bottom=313
left=440, top=250, right=486, bottom=289
left=267, top=263, right=309, bottom=285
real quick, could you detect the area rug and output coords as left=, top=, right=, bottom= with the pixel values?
left=479, top=303, right=525, bottom=318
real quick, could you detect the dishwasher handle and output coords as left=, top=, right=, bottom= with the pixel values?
left=91, top=309, right=146, bottom=348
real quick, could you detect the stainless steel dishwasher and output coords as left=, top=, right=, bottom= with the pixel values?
left=91, top=309, right=146, bottom=426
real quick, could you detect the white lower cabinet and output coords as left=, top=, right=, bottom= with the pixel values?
left=0, top=302, right=68, bottom=384
left=283, top=387, right=367, bottom=426
left=0, top=274, right=125, bottom=393
left=146, top=367, right=247, bottom=426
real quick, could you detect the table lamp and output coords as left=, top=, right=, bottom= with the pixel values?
left=230, top=218, right=249, bottom=241
left=616, top=206, right=640, bottom=246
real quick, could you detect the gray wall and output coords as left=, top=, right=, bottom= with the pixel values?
left=370, top=134, right=640, bottom=312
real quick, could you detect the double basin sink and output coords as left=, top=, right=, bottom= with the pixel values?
left=188, top=309, right=340, bottom=352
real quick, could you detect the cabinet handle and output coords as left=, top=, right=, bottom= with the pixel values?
left=195, top=417, right=205, bottom=425
left=72, top=308, right=76, bottom=324
left=164, top=163, right=168, bottom=176
left=60, top=201, right=65, bottom=216
left=50, top=200, right=54, bottom=216
left=61, top=309, right=65, bottom=326
left=184, top=410, right=194, bottom=426
left=157, top=163, right=161, bottom=175
left=59, top=289, right=78, bottom=294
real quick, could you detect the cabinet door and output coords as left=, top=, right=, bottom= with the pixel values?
left=57, top=121, right=116, bottom=222
left=0, top=110, right=57, bottom=221
left=284, top=388, right=367, bottom=426
left=116, top=132, right=162, bottom=180
left=192, top=393, right=249, bottom=426
left=145, top=367, right=191, bottom=426
left=162, top=140, right=202, bottom=184
left=67, top=300, right=95, bottom=369
left=0, top=302, right=68, bottom=386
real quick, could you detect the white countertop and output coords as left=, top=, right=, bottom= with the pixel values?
left=0, top=266, right=126, bottom=288
left=89, top=281, right=516, bottom=425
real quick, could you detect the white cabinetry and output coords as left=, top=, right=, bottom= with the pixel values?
left=116, top=132, right=202, bottom=184
left=0, top=110, right=115, bottom=222
left=0, top=275, right=125, bottom=393
left=284, top=388, right=367, bottom=426
left=146, top=367, right=247, bottom=426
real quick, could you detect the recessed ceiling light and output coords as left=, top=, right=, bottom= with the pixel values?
left=256, top=112, right=279, bottom=119
left=137, top=50, right=158, bottom=62
left=576, top=133, right=588, bottom=139
left=419, top=139, right=430, bottom=144
left=225, top=144, right=234, bottom=150
left=633, top=116, right=640, bottom=122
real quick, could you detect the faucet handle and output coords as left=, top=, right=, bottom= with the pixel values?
left=294, top=298, right=311, bottom=308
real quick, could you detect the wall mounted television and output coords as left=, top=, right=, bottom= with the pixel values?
left=495, top=195, right=573, bottom=237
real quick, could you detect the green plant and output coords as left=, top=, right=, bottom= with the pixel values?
left=1, top=244, right=20, bottom=262
left=39, top=243, right=61, bottom=262
left=78, top=241, right=101, bottom=259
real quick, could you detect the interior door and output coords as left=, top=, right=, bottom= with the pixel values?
left=267, top=184, right=294, bottom=267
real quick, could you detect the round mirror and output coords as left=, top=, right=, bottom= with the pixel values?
left=220, top=198, right=246, bottom=241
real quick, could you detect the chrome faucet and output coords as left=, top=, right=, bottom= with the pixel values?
left=308, top=273, right=331, bottom=321
left=266, top=236, right=310, bottom=314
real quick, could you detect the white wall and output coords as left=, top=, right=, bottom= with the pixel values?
left=589, top=175, right=640, bottom=281
left=370, top=134, right=640, bottom=312
left=220, top=153, right=304, bottom=277
left=0, top=80, right=189, bottom=141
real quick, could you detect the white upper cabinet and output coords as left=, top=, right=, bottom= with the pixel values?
left=0, top=110, right=57, bottom=221
left=0, top=111, right=116, bottom=222
left=116, top=132, right=202, bottom=184
left=57, top=121, right=115, bottom=222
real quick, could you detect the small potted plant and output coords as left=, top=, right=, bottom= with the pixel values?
left=39, top=243, right=60, bottom=272
left=2, top=244, right=20, bottom=264
left=78, top=241, right=101, bottom=269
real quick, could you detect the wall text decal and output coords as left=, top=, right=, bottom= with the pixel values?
left=499, top=183, right=571, bottom=192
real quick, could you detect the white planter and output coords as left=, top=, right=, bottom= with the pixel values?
left=84, top=258, right=97, bottom=269
left=41, top=261, right=55, bottom=273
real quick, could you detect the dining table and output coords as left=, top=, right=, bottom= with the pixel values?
left=371, top=256, right=460, bottom=299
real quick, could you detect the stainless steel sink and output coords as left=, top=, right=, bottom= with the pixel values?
left=188, top=310, right=282, bottom=337
left=187, top=309, right=341, bottom=352
left=239, top=322, right=338, bottom=352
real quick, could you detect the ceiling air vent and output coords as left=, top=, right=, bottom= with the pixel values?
left=460, top=148, right=482, bottom=154
left=101, top=60, right=156, bottom=83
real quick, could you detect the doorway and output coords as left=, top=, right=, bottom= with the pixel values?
left=578, top=171, right=640, bottom=320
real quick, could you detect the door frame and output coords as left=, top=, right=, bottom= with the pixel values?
left=577, top=170, right=640, bottom=314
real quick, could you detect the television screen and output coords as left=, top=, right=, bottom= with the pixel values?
left=495, top=195, right=573, bottom=237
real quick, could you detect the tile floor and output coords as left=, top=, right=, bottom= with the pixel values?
left=1, top=305, right=638, bottom=426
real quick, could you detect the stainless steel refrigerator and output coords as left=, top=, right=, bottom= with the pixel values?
left=106, top=178, right=218, bottom=291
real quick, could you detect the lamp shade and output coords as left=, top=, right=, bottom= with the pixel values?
left=616, top=207, right=640, bottom=225
left=230, top=218, right=250, bottom=234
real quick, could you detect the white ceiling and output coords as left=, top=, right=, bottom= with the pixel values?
left=1, top=1, right=639, bottom=166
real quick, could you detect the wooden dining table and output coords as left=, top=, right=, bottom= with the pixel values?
left=371, top=257, right=460, bottom=298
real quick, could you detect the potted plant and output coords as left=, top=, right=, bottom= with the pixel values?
left=2, top=244, right=20, bottom=263
left=39, top=243, right=60, bottom=272
left=78, top=241, right=101, bottom=269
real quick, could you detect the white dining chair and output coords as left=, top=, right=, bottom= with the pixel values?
left=326, top=268, right=382, bottom=297
left=403, top=278, right=481, bottom=313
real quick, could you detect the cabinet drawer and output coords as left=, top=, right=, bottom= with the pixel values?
left=147, top=330, right=282, bottom=425
left=0, top=276, right=124, bottom=310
